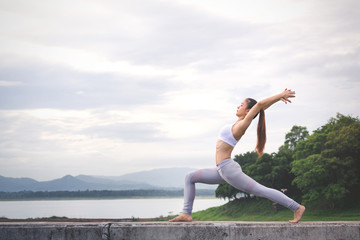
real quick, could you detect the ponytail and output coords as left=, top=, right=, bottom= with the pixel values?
left=256, top=109, right=266, bottom=157
left=245, top=98, right=266, bottom=157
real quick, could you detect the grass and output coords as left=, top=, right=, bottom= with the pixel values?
left=188, top=198, right=360, bottom=222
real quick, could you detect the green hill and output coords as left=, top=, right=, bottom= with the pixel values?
left=191, top=198, right=360, bottom=221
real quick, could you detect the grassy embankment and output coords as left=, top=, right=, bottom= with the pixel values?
left=176, top=198, right=360, bottom=222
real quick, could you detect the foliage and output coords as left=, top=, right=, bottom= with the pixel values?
left=285, top=126, right=309, bottom=150
left=291, top=114, right=360, bottom=208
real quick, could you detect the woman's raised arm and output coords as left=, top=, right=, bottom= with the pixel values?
left=261, top=88, right=296, bottom=110
left=235, top=89, right=296, bottom=135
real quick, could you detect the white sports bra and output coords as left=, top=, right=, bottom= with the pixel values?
left=218, top=124, right=239, bottom=147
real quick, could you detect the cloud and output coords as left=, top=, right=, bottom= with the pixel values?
left=0, top=107, right=221, bottom=180
left=0, top=81, right=23, bottom=87
left=0, top=58, right=181, bottom=109
left=0, top=0, right=359, bottom=180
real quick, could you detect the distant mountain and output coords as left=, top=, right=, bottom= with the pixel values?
left=95, top=168, right=217, bottom=189
left=0, top=167, right=217, bottom=192
left=0, top=176, right=38, bottom=192
left=98, top=168, right=196, bottom=188
left=0, top=175, right=157, bottom=192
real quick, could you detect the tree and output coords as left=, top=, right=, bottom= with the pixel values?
left=285, top=126, right=309, bottom=150
left=275, top=125, right=309, bottom=199
left=245, top=153, right=277, bottom=188
left=291, top=114, right=360, bottom=208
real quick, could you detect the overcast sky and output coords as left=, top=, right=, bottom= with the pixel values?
left=0, top=0, right=359, bottom=181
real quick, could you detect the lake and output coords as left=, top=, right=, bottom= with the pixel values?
left=0, top=198, right=227, bottom=219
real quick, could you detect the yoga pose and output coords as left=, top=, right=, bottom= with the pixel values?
left=169, top=89, right=305, bottom=223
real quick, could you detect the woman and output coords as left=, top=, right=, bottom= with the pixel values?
left=169, top=89, right=305, bottom=223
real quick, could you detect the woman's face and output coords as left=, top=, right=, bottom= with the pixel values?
left=236, top=99, right=249, bottom=118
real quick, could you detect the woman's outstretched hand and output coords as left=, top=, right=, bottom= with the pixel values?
left=280, top=88, right=296, bottom=104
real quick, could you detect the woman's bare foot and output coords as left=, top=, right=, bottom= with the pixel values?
left=169, top=213, right=193, bottom=222
left=289, top=205, right=306, bottom=223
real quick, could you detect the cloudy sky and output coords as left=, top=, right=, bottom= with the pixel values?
left=0, top=0, right=359, bottom=181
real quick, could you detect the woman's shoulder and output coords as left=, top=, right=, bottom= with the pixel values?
left=232, top=119, right=250, bottom=139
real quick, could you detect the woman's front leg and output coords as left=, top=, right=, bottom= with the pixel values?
left=169, top=168, right=225, bottom=222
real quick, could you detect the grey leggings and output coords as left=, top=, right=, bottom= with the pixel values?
left=183, top=158, right=299, bottom=215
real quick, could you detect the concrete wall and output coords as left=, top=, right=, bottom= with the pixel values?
left=0, top=221, right=359, bottom=240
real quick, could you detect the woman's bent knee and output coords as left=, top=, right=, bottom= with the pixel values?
left=185, top=170, right=200, bottom=184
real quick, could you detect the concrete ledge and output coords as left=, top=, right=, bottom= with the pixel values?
left=0, top=221, right=359, bottom=240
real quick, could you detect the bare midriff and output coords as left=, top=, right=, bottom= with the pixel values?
left=216, top=140, right=234, bottom=165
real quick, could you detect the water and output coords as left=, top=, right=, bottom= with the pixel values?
left=0, top=198, right=226, bottom=219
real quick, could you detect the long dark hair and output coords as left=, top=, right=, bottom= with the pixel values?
left=246, top=98, right=266, bottom=157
